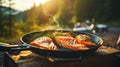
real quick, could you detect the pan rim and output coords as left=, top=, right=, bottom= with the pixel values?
left=20, top=29, right=103, bottom=52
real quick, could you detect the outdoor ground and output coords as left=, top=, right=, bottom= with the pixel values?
left=108, top=27, right=120, bottom=33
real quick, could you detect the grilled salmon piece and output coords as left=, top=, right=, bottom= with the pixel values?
left=76, top=34, right=96, bottom=46
left=30, top=37, right=58, bottom=50
left=55, top=36, right=89, bottom=50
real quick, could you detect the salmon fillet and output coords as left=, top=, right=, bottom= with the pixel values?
left=30, top=37, right=58, bottom=50
left=55, top=36, right=89, bottom=50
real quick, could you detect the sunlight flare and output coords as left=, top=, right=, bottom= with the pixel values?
left=34, top=0, right=49, bottom=5
left=11, top=0, right=49, bottom=11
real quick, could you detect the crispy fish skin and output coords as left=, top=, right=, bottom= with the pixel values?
left=55, top=36, right=89, bottom=50
left=30, top=37, right=58, bottom=50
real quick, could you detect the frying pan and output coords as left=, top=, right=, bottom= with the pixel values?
left=0, top=30, right=103, bottom=61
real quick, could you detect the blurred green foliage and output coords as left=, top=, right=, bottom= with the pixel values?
left=0, top=0, right=120, bottom=42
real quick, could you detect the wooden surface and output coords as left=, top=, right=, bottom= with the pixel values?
left=15, top=52, right=119, bottom=67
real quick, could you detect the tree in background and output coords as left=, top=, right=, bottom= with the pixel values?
left=21, top=4, right=49, bottom=32
left=0, top=0, right=6, bottom=36
left=74, top=0, right=120, bottom=22
left=54, top=0, right=75, bottom=28
left=37, top=4, right=49, bottom=25
left=44, top=0, right=59, bottom=16
left=102, top=0, right=120, bottom=21
left=74, top=0, right=97, bottom=22
left=0, top=0, right=15, bottom=37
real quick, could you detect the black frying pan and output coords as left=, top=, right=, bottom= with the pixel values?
left=0, top=30, right=103, bottom=61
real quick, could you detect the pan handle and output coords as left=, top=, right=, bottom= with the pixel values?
left=0, top=42, right=31, bottom=54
